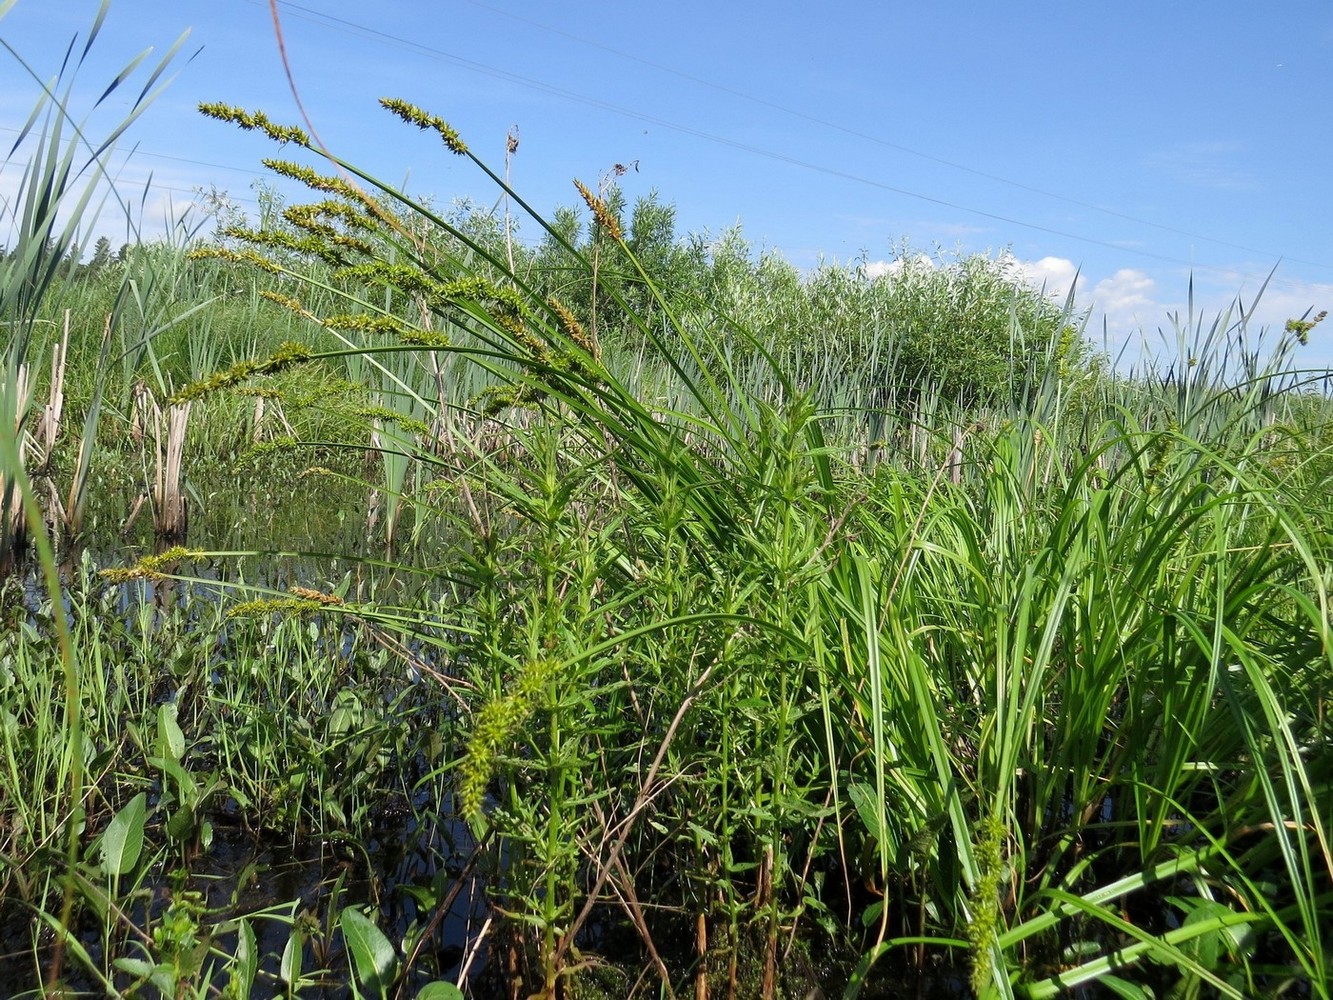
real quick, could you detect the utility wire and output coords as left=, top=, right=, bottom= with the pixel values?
left=0, top=122, right=266, bottom=180
left=457, top=0, right=1327, bottom=271
left=6, top=4, right=1328, bottom=302
left=268, top=0, right=1333, bottom=276
left=262, top=0, right=1330, bottom=294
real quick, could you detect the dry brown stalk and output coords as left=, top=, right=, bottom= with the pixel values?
left=1, top=364, right=35, bottom=573
left=135, top=383, right=192, bottom=542
left=35, top=310, right=70, bottom=466
left=551, top=660, right=718, bottom=979
left=695, top=911, right=708, bottom=1000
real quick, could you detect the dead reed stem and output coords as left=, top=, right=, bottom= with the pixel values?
left=35, top=310, right=70, bottom=466
left=137, top=382, right=192, bottom=542
left=159, top=402, right=191, bottom=541
left=1, top=364, right=35, bottom=574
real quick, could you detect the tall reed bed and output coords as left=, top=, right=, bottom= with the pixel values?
left=0, top=5, right=201, bottom=992
left=157, top=95, right=1333, bottom=1000
left=0, top=6, right=455, bottom=992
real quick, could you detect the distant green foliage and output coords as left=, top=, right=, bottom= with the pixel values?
left=455, top=186, right=1103, bottom=409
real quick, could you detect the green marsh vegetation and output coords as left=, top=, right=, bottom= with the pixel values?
left=3, top=7, right=1333, bottom=998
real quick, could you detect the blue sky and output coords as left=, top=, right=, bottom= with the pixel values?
left=3, top=0, right=1332, bottom=365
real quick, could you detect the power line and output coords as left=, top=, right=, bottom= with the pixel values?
left=267, top=0, right=1332, bottom=276
left=5, top=6, right=1328, bottom=306
left=456, top=0, right=1328, bottom=271
left=0, top=123, right=268, bottom=181
left=262, top=0, right=1330, bottom=294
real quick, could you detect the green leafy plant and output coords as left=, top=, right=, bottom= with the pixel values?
left=4, top=10, right=1332, bottom=994
left=173, top=90, right=1333, bottom=1000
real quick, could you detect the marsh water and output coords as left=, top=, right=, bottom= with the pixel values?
left=1, top=472, right=497, bottom=994
left=0, top=536, right=981, bottom=999
left=0, top=478, right=1133, bottom=999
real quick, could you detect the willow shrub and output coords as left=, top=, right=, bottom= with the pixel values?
left=528, top=207, right=1093, bottom=412
left=178, top=94, right=1333, bottom=1000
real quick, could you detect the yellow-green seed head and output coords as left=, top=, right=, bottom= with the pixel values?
left=99, top=547, right=204, bottom=583
left=573, top=178, right=623, bottom=241
left=198, top=102, right=311, bottom=146
left=379, top=98, right=468, bottom=155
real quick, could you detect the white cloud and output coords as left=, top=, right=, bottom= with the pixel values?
left=1007, top=254, right=1084, bottom=304
left=1075, top=268, right=1333, bottom=368
left=881, top=250, right=1330, bottom=368
left=1081, top=269, right=1160, bottom=358
left=1252, top=286, right=1333, bottom=329
left=861, top=253, right=934, bottom=280
left=997, top=259, right=1330, bottom=365
left=1091, top=268, right=1157, bottom=316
